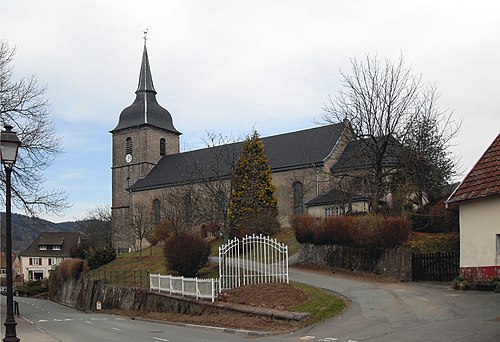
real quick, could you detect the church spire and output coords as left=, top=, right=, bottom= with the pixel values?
left=136, top=29, right=156, bottom=94
left=111, top=33, right=180, bottom=135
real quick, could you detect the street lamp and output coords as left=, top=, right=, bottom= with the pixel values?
left=1, top=125, right=21, bottom=342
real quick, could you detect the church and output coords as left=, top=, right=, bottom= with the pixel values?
left=110, top=42, right=373, bottom=250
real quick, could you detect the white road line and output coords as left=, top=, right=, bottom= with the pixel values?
left=152, top=338, right=169, bottom=342
left=64, top=318, right=73, bottom=321
left=111, top=327, right=121, bottom=331
left=85, top=321, right=92, bottom=324
left=300, top=337, right=315, bottom=340
left=38, top=320, right=49, bottom=322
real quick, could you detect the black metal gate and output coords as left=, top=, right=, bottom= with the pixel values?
left=412, top=252, right=459, bottom=281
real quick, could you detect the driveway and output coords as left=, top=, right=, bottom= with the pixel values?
left=287, top=267, right=500, bottom=341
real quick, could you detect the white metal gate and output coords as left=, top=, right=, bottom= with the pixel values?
left=218, top=234, right=289, bottom=291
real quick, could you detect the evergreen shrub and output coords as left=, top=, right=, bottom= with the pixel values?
left=86, top=247, right=116, bottom=269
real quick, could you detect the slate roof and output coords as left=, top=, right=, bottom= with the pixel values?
left=20, top=232, right=80, bottom=258
left=330, top=136, right=400, bottom=173
left=111, top=43, right=180, bottom=135
left=447, top=133, right=500, bottom=204
left=306, top=188, right=369, bottom=207
left=131, top=123, right=346, bottom=191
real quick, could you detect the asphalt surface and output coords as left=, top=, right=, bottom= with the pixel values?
left=1, top=266, right=499, bottom=341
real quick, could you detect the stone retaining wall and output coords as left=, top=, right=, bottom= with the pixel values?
left=298, top=243, right=412, bottom=281
left=50, top=275, right=307, bottom=321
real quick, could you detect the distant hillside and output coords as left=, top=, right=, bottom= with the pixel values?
left=1, top=212, right=83, bottom=253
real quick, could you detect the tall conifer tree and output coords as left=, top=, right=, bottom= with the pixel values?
left=228, top=131, right=279, bottom=235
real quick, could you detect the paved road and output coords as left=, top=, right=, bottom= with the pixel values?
left=2, top=268, right=499, bottom=341
left=287, top=268, right=500, bottom=341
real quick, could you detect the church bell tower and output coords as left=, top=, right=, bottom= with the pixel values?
left=110, top=36, right=181, bottom=250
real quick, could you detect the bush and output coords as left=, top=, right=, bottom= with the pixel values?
left=291, top=215, right=317, bottom=243
left=86, top=247, right=116, bottom=269
left=16, top=279, right=48, bottom=297
left=291, top=214, right=411, bottom=249
left=164, top=234, right=210, bottom=277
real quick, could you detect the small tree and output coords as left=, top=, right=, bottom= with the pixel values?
left=78, top=205, right=113, bottom=249
left=227, top=131, right=279, bottom=235
left=130, top=198, right=154, bottom=258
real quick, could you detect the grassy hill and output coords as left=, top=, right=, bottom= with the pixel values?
left=1, top=212, right=82, bottom=253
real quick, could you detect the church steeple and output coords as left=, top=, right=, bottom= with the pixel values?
left=111, top=35, right=180, bottom=135
left=136, top=32, right=156, bottom=94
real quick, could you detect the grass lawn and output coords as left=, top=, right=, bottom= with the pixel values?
left=95, top=227, right=299, bottom=278
left=289, top=282, right=346, bottom=325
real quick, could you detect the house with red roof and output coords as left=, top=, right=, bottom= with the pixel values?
left=447, top=133, right=500, bottom=282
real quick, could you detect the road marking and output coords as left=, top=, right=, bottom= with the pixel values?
left=64, top=318, right=73, bottom=321
left=301, top=337, right=315, bottom=340
left=112, top=327, right=121, bottom=331
left=85, top=321, right=92, bottom=324
left=38, top=320, right=49, bottom=323
left=153, top=338, right=169, bottom=341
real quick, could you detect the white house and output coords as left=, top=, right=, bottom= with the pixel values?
left=20, top=232, right=81, bottom=281
left=447, top=133, right=500, bottom=282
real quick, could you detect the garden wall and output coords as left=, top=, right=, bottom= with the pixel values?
left=298, top=243, right=412, bottom=281
left=50, top=274, right=307, bottom=321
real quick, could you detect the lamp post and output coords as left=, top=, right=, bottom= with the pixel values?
left=1, top=125, right=21, bottom=342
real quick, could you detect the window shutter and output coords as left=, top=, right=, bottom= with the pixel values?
left=39, top=258, right=42, bottom=265
left=29, top=258, right=32, bottom=265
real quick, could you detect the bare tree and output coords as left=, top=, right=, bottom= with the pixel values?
left=78, top=205, right=113, bottom=248
left=0, top=40, right=68, bottom=215
left=158, top=186, right=198, bottom=237
left=324, top=54, right=459, bottom=211
left=189, top=132, right=239, bottom=240
left=130, top=198, right=154, bottom=258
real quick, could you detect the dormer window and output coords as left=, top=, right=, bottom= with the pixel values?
left=52, top=245, right=61, bottom=251
left=39, top=245, right=47, bottom=251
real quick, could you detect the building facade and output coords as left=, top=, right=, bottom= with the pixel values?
left=110, top=43, right=392, bottom=251
left=20, top=232, right=81, bottom=281
left=447, top=133, right=500, bottom=282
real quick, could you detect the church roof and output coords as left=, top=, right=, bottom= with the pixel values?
left=130, top=123, right=346, bottom=191
left=330, top=136, right=400, bottom=173
left=111, top=43, right=180, bottom=134
left=447, top=133, right=500, bottom=204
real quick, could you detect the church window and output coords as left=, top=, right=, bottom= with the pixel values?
left=153, top=199, right=161, bottom=224
left=293, top=182, right=304, bottom=214
left=160, top=138, right=166, bottom=156
left=126, top=137, right=133, bottom=155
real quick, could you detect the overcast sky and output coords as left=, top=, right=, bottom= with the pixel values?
left=1, top=0, right=499, bottom=223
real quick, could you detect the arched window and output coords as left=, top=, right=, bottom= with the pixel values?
left=160, top=138, right=166, bottom=156
left=153, top=199, right=161, bottom=224
left=126, top=137, right=132, bottom=155
left=292, top=181, right=304, bottom=214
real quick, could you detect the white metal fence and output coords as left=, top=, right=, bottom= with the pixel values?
left=219, top=234, right=289, bottom=291
left=149, top=274, right=219, bottom=302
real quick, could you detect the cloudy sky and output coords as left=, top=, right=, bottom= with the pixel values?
left=1, top=0, right=499, bottom=222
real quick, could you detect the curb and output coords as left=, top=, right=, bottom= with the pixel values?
left=130, top=315, right=297, bottom=337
